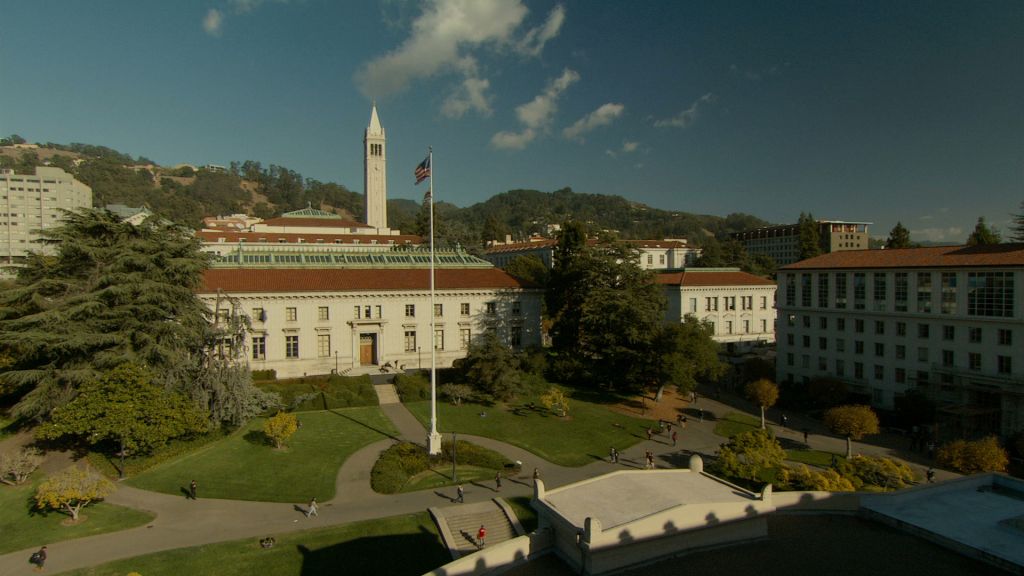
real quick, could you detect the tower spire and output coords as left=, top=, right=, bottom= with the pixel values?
left=363, top=104, right=387, bottom=229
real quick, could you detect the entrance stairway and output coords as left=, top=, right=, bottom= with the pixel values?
left=430, top=499, right=525, bottom=559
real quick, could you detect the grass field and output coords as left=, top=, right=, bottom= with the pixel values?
left=713, top=412, right=763, bottom=438
left=127, top=407, right=397, bottom=502
left=405, top=397, right=656, bottom=467
left=0, top=475, right=154, bottom=555
left=63, top=512, right=449, bottom=576
left=785, top=449, right=844, bottom=467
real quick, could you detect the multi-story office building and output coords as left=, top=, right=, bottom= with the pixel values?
left=776, top=245, right=1024, bottom=438
left=657, top=268, right=777, bottom=350
left=1, top=166, right=92, bottom=265
left=732, top=220, right=871, bottom=266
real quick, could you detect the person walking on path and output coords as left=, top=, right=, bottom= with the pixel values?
left=802, top=428, right=809, bottom=444
left=698, top=409, right=704, bottom=423
left=926, top=468, right=936, bottom=483
left=646, top=427, right=653, bottom=441
left=533, top=468, right=540, bottom=483
left=495, top=471, right=502, bottom=492
left=456, top=485, right=464, bottom=503
left=671, top=430, right=678, bottom=447
left=189, top=479, right=197, bottom=500
left=610, top=447, right=619, bottom=463
left=306, top=497, right=318, bottom=518
left=781, top=414, right=789, bottom=428
left=29, top=546, right=46, bottom=571
left=477, top=525, right=487, bottom=547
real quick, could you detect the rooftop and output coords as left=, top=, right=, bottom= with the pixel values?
left=656, top=269, right=776, bottom=287
left=782, top=243, right=1024, bottom=270
left=199, top=267, right=536, bottom=293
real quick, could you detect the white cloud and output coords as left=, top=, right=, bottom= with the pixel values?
left=605, top=140, right=640, bottom=158
left=492, top=69, right=579, bottom=150
left=516, top=4, right=565, bottom=56
left=910, top=226, right=964, bottom=243
left=203, top=9, right=223, bottom=36
left=563, top=103, right=624, bottom=142
left=442, top=76, right=493, bottom=118
left=654, top=93, right=716, bottom=129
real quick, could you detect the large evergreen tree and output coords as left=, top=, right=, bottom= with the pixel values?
left=797, top=212, right=822, bottom=260
left=0, top=208, right=273, bottom=423
left=1010, top=201, right=1024, bottom=242
left=885, top=221, right=912, bottom=249
left=966, top=217, right=1001, bottom=246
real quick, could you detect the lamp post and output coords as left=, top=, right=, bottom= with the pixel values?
left=418, top=347, right=422, bottom=370
left=452, top=432, right=458, bottom=482
left=334, top=350, right=338, bottom=374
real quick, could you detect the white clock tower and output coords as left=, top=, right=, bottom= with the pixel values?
left=363, top=104, right=387, bottom=230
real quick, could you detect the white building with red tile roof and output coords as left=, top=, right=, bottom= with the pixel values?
left=656, top=268, right=777, bottom=350
left=776, top=244, right=1024, bottom=438
left=484, top=237, right=701, bottom=270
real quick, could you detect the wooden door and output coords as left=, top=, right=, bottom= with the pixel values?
left=359, top=334, right=375, bottom=365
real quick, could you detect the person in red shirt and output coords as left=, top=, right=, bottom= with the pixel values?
left=477, top=525, right=487, bottom=547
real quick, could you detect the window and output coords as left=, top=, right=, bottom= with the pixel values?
left=873, top=273, right=887, bottom=311
left=818, top=273, right=829, bottom=308
left=405, top=304, right=416, bottom=318
left=286, top=307, right=297, bottom=322
left=803, top=335, right=811, bottom=348
left=941, top=272, right=957, bottom=314
left=802, top=354, right=810, bottom=369
left=706, top=297, right=719, bottom=312
left=512, top=301, right=521, bottom=315
left=998, top=356, right=1012, bottom=374
left=835, top=273, right=847, bottom=309
left=855, top=362, right=864, bottom=379
left=918, top=324, right=930, bottom=338
left=803, top=316, right=811, bottom=328
left=404, top=331, right=417, bottom=352
left=787, top=334, right=794, bottom=346
left=896, top=368, right=906, bottom=384
left=744, top=320, right=750, bottom=333
left=434, top=303, right=443, bottom=317
left=819, top=317, right=828, bottom=330
left=941, top=350, right=954, bottom=367
left=785, top=275, right=796, bottom=306
left=460, top=302, right=470, bottom=315
left=787, top=314, right=795, bottom=327
left=836, top=338, right=845, bottom=353
left=968, top=352, right=981, bottom=371
left=801, top=274, right=812, bottom=307
left=647, top=254, right=653, bottom=265
left=252, top=336, right=266, bottom=360
left=787, top=353, right=794, bottom=367
left=659, top=254, right=666, bottom=264
left=318, top=306, right=329, bottom=321
left=689, top=298, right=698, bottom=313
left=875, top=321, right=885, bottom=335
left=918, top=347, right=929, bottom=362
left=968, top=327, right=981, bottom=343
left=836, top=359, right=845, bottom=376
left=760, top=296, right=768, bottom=310
left=742, top=296, right=753, bottom=310
left=353, top=305, right=361, bottom=319
left=917, top=272, right=932, bottom=313
left=853, top=273, right=866, bottom=310
left=855, top=340, right=864, bottom=354
left=510, top=326, right=522, bottom=347
left=375, top=305, right=381, bottom=318
left=874, top=365, right=884, bottom=380
left=942, top=325, right=955, bottom=341
left=485, top=302, right=497, bottom=314
left=836, top=318, right=845, bottom=331
left=761, top=319, right=767, bottom=333
left=460, top=328, right=471, bottom=349
left=895, top=272, right=908, bottom=312
left=897, top=322, right=906, bottom=337
left=434, top=329, right=444, bottom=350
left=998, top=329, right=1012, bottom=346
left=875, top=343, right=885, bottom=357
left=252, top=307, right=265, bottom=322
left=855, top=319, right=864, bottom=333
left=819, top=337, right=827, bottom=351
left=896, top=345, right=905, bottom=359
left=317, top=334, right=331, bottom=357
left=286, top=335, right=299, bottom=358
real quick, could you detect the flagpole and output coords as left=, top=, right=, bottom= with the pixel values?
left=427, top=148, right=442, bottom=455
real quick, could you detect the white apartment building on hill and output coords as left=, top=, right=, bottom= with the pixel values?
left=776, top=245, right=1024, bottom=438
left=1, top=166, right=92, bottom=265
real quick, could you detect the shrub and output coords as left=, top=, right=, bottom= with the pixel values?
left=712, top=429, right=785, bottom=484
left=394, top=372, right=431, bottom=401
left=35, top=465, right=115, bottom=522
left=937, top=436, right=1009, bottom=474
left=837, top=455, right=915, bottom=490
left=252, top=369, right=277, bottom=381
left=0, top=447, right=44, bottom=485
left=439, top=383, right=473, bottom=405
left=86, top=428, right=229, bottom=478
left=263, top=412, right=298, bottom=449
left=256, top=374, right=376, bottom=411
left=371, top=440, right=514, bottom=494
left=778, top=465, right=855, bottom=491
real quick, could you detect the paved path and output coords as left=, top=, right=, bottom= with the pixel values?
left=0, top=389, right=955, bottom=575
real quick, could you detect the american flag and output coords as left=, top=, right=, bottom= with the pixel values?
left=414, top=155, right=431, bottom=185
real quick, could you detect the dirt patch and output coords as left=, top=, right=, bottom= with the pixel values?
left=607, top=388, right=690, bottom=422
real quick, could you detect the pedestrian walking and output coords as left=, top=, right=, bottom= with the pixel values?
left=682, top=416, right=688, bottom=428
left=830, top=454, right=838, bottom=468
left=698, top=409, right=704, bottom=423
left=671, top=430, right=678, bottom=447
left=477, top=524, right=487, bottom=547
left=926, top=468, right=936, bottom=483
left=456, top=484, right=464, bottom=503
left=495, top=471, right=502, bottom=491
left=306, top=497, right=318, bottom=518
left=645, top=450, right=654, bottom=469
left=676, top=414, right=683, bottom=425
left=29, top=546, right=47, bottom=571
left=533, top=467, right=540, bottom=482
left=189, top=479, right=197, bottom=500
left=802, top=428, right=809, bottom=444
left=646, top=427, right=653, bottom=441
left=781, top=414, right=789, bottom=428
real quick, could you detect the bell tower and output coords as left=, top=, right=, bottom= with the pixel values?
left=363, top=104, right=387, bottom=229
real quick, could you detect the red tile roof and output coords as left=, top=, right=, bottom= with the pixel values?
left=258, top=217, right=369, bottom=228
left=197, top=230, right=423, bottom=244
left=200, top=268, right=536, bottom=294
left=484, top=238, right=690, bottom=254
left=781, top=244, right=1024, bottom=270
left=656, top=270, right=776, bottom=287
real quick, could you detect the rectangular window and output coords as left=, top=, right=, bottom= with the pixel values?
left=836, top=338, right=845, bottom=353
left=942, top=325, right=955, bottom=341
left=855, top=362, right=864, bottom=379
left=404, top=330, right=417, bottom=352
left=460, top=328, right=471, bottom=349
left=787, top=334, right=794, bottom=345
left=803, top=335, right=810, bottom=348
left=818, top=273, right=829, bottom=308
left=853, top=273, right=866, bottom=310
left=875, top=342, right=885, bottom=357
left=286, top=307, right=297, bottom=322
left=510, top=326, right=522, bottom=347
left=761, top=319, right=767, bottom=333
left=252, top=336, right=266, bottom=360
left=941, top=272, right=957, bottom=314
left=998, top=329, right=1013, bottom=346
left=802, top=354, right=810, bottom=369
left=820, top=317, right=828, bottom=330
left=803, top=315, right=811, bottom=328
left=706, top=297, right=719, bottom=311
left=252, top=307, right=265, bottom=322
left=726, top=296, right=737, bottom=311
left=855, top=319, right=864, bottom=333
left=836, top=359, right=845, bottom=376
left=317, top=334, right=331, bottom=357
left=743, top=296, right=753, bottom=310
left=690, top=298, right=698, bottom=313
left=855, top=340, right=864, bottom=354
left=835, top=273, right=847, bottom=309
left=512, top=301, right=522, bottom=315
left=875, top=321, right=885, bottom=335
left=918, top=323, right=930, bottom=339
left=895, top=368, right=906, bottom=384
left=969, top=328, right=982, bottom=343
left=998, top=356, right=1012, bottom=374
left=895, top=272, right=908, bottom=312
left=785, top=274, right=796, bottom=306
left=434, top=303, right=443, bottom=317
left=918, top=347, right=929, bottom=362
left=434, top=329, right=444, bottom=350
left=968, top=352, right=981, bottom=371
left=873, top=273, right=887, bottom=311
left=917, top=272, right=932, bottom=313
left=354, top=305, right=361, bottom=319
left=874, top=365, right=884, bottom=380
left=897, top=322, right=907, bottom=337
left=760, top=296, right=768, bottom=310
left=787, top=353, right=794, bottom=367
left=896, top=345, right=905, bottom=359
left=942, top=350, right=954, bottom=367
left=461, top=302, right=470, bottom=315
left=375, top=305, right=382, bottom=318
left=286, top=335, right=299, bottom=358
left=318, top=306, right=329, bottom=321
left=819, top=337, right=827, bottom=351
left=485, top=302, right=497, bottom=315
left=365, top=305, right=372, bottom=319
left=801, top=274, right=812, bottom=307
left=836, top=318, right=845, bottom=331
left=405, top=304, right=416, bottom=317
left=744, top=320, right=750, bottom=333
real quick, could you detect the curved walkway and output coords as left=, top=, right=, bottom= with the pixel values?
left=0, top=391, right=955, bottom=575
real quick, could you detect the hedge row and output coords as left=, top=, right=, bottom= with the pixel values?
left=371, top=440, right=514, bottom=494
left=257, top=374, right=377, bottom=411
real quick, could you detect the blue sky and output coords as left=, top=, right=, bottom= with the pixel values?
left=3, top=1, right=1022, bottom=242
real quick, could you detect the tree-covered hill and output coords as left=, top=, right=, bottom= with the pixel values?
left=1, top=137, right=770, bottom=248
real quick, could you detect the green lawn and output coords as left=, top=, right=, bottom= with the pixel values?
left=713, top=412, right=763, bottom=438
left=63, top=512, right=449, bottom=576
left=785, top=449, right=845, bottom=468
left=402, top=465, right=498, bottom=492
left=405, top=398, right=656, bottom=467
left=0, top=475, right=154, bottom=555
left=127, top=407, right=397, bottom=502
left=505, top=496, right=538, bottom=533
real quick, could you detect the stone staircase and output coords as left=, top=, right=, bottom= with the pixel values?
left=430, top=499, right=525, bottom=558
left=373, top=384, right=400, bottom=405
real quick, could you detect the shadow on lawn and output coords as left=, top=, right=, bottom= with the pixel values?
left=327, top=409, right=400, bottom=441
left=298, top=527, right=449, bottom=575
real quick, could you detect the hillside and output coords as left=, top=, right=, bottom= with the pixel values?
left=1, top=139, right=771, bottom=249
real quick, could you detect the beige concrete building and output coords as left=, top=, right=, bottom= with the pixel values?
left=484, top=237, right=701, bottom=270
left=776, top=245, right=1024, bottom=438
left=1, top=166, right=92, bottom=265
left=732, top=220, right=871, bottom=266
